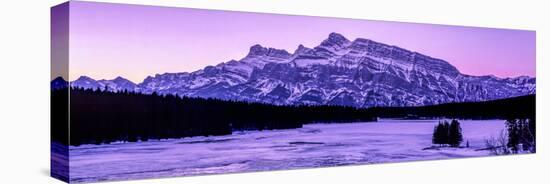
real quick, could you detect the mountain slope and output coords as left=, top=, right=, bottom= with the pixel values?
left=71, top=32, right=536, bottom=108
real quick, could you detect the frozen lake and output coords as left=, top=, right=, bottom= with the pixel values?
left=69, top=119, right=505, bottom=183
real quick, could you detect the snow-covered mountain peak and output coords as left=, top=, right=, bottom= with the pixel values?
left=71, top=76, right=99, bottom=89
left=111, top=76, right=134, bottom=84
left=246, top=44, right=291, bottom=59
left=315, top=32, right=351, bottom=53
left=293, top=44, right=312, bottom=56
left=75, top=75, right=95, bottom=82
left=325, top=32, right=350, bottom=45
left=247, top=44, right=268, bottom=56
left=71, top=76, right=137, bottom=92
left=70, top=33, right=536, bottom=108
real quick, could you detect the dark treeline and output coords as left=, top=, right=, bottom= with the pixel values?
left=53, top=87, right=376, bottom=146
left=370, top=94, right=535, bottom=120
left=51, top=88, right=68, bottom=146
left=52, top=86, right=535, bottom=146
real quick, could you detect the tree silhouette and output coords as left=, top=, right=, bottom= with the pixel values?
left=432, top=119, right=463, bottom=147
left=506, top=117, right=536, bottom=153
left=432, top=121, right=448, bottom=146
left=448, top=119, right=463, bottom=147
left=55, top=87, right=377, bottom=146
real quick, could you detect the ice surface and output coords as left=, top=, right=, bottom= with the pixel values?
left=68, top=119, right=507, bottom=183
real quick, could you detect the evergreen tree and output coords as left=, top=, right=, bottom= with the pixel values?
left=448, top=119, right=463, bottom=147
left=506, top=119, right=520, bottom=153
left=443, top=122, right=450, bottom=144
left=432, top=120, right=463, bottom=147
left=506, top=118, right=536, bottom=153
left=432, top=121, right=448, bottom=146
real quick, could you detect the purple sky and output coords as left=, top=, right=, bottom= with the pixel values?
left=65, top=1, right=536, bottom=83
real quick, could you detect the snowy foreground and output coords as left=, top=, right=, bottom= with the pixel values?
left=69, top=119, right=505, bottom=183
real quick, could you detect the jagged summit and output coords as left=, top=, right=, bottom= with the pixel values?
left=70, top=33, right=536, bottom=108
left=327, top=32, right=349, bottom=43
left=293, top=44, right=311, bottom=56
left=319, top=32, right=350, bottom=49
left=247, top=44, right=267, bottom=56
left=247, top=44, right=291, bottom=59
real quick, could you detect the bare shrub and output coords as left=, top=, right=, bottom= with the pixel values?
left=485, top=129, right=511, bottom=155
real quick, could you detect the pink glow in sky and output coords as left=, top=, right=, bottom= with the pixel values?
left=66, top=1, right=535, bottom=83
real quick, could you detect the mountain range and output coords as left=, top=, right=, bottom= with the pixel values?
left=66, top=32, right=536, bottom=108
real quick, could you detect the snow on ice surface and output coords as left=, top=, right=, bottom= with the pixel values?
left=69, top=119, right=506, bottom=183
